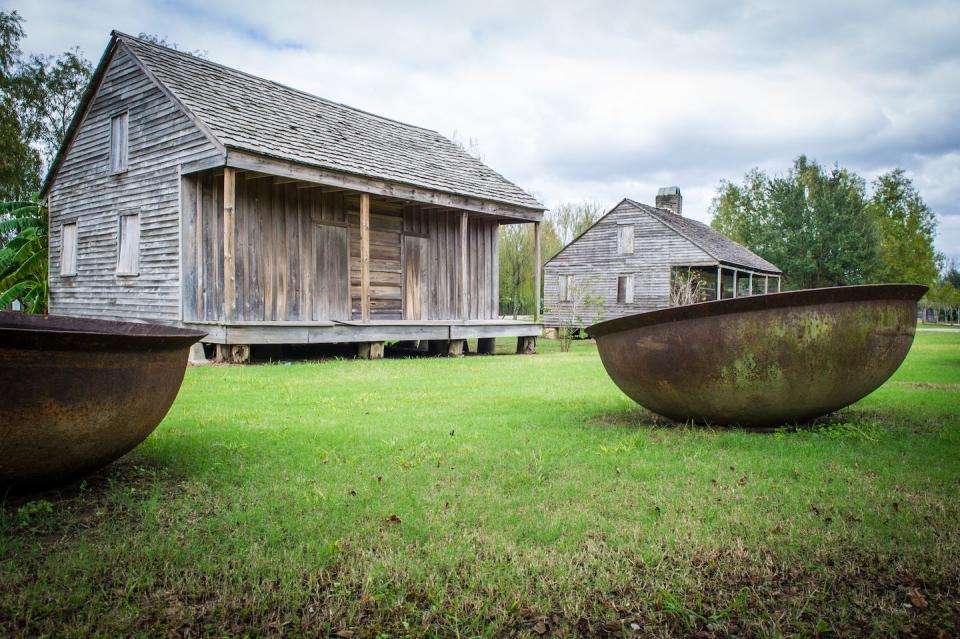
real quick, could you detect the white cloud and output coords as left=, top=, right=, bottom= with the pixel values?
left=14, top=0, right=960, bottom=261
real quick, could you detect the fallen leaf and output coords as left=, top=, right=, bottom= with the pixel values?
left=532, top=621, right=547, bottom=635
left=336, top=631, right=354, bottom=638
left=386, top=514, right=402, bottom=525
left=908, top=589, right=929, bottom=609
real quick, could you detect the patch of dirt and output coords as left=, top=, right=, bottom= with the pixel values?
left=1, top=458, right=180, bottom=549
left=891, top=381, right=960, bottom=392
left=589, top=409, right=671, bottom=429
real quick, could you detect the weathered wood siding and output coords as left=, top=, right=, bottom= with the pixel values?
left=183, top=174, right=499, bottom=323
left=543, top=201, right=714, bottom=326
left=47, top=43, right=222, bottom=322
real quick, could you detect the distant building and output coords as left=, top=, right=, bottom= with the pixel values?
left=543, top=188, right=782, bottom=327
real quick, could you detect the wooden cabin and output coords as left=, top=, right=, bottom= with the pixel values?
left=543, top=188, right=781, bottom=327
left=42, top=32, right=545, bottom=360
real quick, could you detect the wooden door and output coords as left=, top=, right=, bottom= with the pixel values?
left=312, top=224, right=351, bottom=320
left=403, top=235, right=428, bottom=320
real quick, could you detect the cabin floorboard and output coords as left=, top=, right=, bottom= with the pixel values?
left=183, top=320, right=542, bottom=345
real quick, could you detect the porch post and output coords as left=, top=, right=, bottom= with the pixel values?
left=716, top=265, right=722, bottom=300
left=748, top=272, right=753, bottom=296
left=732, top=270, right=737, bottom=298
left=777, top=277, right=782, bottom=292
left=534, top=221, right=541, bottom=322
left=360, top=193, right=371, bottom=322
left=764, top=276, right=769, bottom=294
left=460, top=211, right=468, bottom=319
left=222, top=167, right=236, bottom=321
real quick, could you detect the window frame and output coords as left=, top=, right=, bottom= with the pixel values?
left=110, top=111, right=129, bottom=174
left=60, top=221, right=78, bottom=277
left=116, top=210, right=141, bottom=277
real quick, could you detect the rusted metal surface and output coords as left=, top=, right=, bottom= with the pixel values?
left=0, top=312, right=205, bottom=488
left=587, top=284, right=927, bottom=428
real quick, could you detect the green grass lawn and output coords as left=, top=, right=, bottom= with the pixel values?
left=2, top=334, right=959, bottom=637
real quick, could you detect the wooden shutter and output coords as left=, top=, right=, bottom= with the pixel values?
left=617, top=224, right=634, bottom=255
left=312, top=223, right=351, bottom=320
left=117, top=213, right=140, bottom=275
left=403, top=235, right=428, bottom=320
left=111, top=113, right=128, bottom=172
left=617, top=275, right=634, bottom=303
left=60, top=223, right=77, bottom=276
left=558, top=275, right=570, bottom=302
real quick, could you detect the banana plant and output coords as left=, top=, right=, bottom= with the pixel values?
left=0, top=197, right=48, bottom=313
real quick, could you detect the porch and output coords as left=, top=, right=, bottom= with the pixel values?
left=672, top=263, right=782, bottom=301
left=179, top=155, right=544, bottom=359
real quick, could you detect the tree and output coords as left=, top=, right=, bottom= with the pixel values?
left=711, top=156, right=881, bottom=289
left=18, top=48, right=92, bottom=167
left=499, top=224, right=533, bottom=318
left=0, top=11, right=41, bottom=200
left=0, top=197, right=47, bottom=312
left=0, top=10, right=92, bottom=198
left=547, top=201, right=604, bottom=246
left=944, top=259, right=960, bottom=289
left=865, top=169, right=941, bottom=286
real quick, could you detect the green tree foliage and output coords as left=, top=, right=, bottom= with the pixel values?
left=0, top=10, right=92, bottom=199
left=550, top=200, right=604, bottom=246
left=865, top=168, right=941, bottom=286
left=0, top=197, right=47, bottom=312
left=20, top=47, right=92, bottom=166
left=499, top=224, right=533, bottom=317
left=711, top=156, right=882, bottom=289
left=0, top=11, right=41, bottom=200
left=944, top=260, right=960, bottom=289
left=498, top=202, right=602, bottom=317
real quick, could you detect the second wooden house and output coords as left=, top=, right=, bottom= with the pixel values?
left=42, top=32, right=546, bottom=360
left=543, top=188, right=781, bottom=327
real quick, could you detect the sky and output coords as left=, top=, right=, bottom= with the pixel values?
left=10, top=0, right=960, bottom=263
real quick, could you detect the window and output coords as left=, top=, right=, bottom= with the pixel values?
left=60, top=222, right=77, bottom=276
left=110, top=112, right=128, bottom=172
left=617, top=224, right=634, bottom=255
left=558, top=275, right=573, bottom=302
left=617, top=274, right=634, bottom=303
left=117, top=212, right=140, bottom=275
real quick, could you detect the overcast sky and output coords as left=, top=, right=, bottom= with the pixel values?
left=11, top=0, right=960, bottom=263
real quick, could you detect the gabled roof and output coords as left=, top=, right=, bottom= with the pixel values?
left=627, top=199, right=781, bottom=273
left=546, top=198, right=781, bottom=273
left=43, top=32, right=544, bottom=212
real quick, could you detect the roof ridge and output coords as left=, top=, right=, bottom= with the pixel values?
left=112, top=30, right=443, bottom=136
left=624, top=199, right=780, bottom=272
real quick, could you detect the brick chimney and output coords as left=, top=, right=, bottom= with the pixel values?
left=656, top=186, right=682, bottom=216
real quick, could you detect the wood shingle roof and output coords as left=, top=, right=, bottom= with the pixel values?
left=47, top=31, right=543, bottom=211
left=625, top=199, right=781, bottom=273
